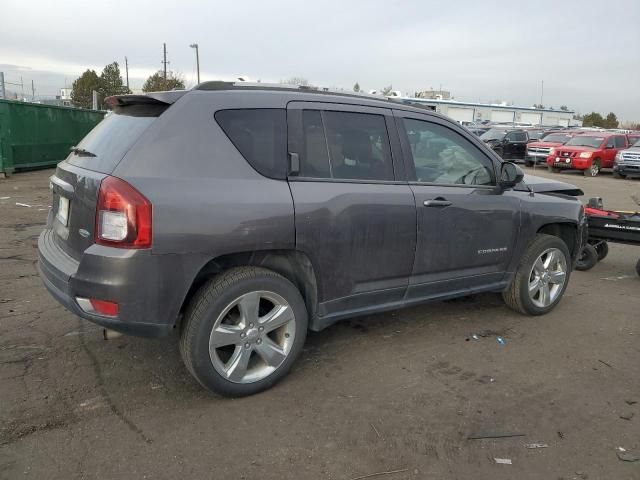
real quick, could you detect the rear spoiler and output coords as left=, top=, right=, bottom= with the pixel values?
left=105, top=90, right=187, bottom=109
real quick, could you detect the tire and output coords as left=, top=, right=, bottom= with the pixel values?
left=583, top=159, right=601, bottom=177
left=592, top=241, right=609, bottom=261
left=503, top=234, right=571, bottom=315
left=180, top=267, right=308, bottom=397
left=525, top=161, right=534, bottom=167
left=575, top=244, right=598, bottom=271
left=613, top=172, right=626, bottom=179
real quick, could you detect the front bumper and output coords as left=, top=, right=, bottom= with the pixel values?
left=525, top=153, right=550, bottom=165
left=613, top=163, right=640, bottom=176
left=547, top=156, right=591, bottom=170
left=38, top=229, right=193, bottom=337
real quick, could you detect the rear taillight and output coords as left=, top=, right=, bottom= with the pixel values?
left=96, top=176, right=152, bottom=248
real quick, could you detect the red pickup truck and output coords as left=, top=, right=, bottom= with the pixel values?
left=525, top=131, right=575, bottom=167
left=547, top=132, right=629, bottom=176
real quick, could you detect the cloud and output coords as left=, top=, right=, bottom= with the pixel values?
left=2, top=0, right=639, bottom=120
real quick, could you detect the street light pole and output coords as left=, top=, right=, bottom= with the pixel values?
left=190, top=43, right=200, bottom=84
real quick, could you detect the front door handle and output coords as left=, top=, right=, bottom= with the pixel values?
left=423, top=199, right=452, bottom=207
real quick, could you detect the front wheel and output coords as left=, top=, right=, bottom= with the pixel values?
left=613, top=172, right=626, bottom=179
left=180, top=267, right=308, bottom=397
left=584, top=159, right=601, bottom=177
left=503, top=234, right=571, bottom=315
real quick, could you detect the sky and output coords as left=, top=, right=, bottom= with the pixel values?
left=2, top=0, right=640, bottom=121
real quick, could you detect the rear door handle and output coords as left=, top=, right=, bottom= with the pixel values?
left=423, top=199, right=452, bottom=207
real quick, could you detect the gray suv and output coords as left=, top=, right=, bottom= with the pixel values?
left=38, top=83, right=586, bottom=396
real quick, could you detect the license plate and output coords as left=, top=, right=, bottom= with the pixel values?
left=57, top=196, right=70, bottom=226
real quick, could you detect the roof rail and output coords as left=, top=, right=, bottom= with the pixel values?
left=193, top=81, right=436, bottom=112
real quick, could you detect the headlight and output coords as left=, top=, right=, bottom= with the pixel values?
left=615, top=152, right=623, bottom=162
left=579, top=152, right=592, bottom=158
left=549, top=147, right=556, bottom=155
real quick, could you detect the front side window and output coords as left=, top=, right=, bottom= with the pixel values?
left=215, top=109, right=287, bottom=179
left=403, top=118, right=495, bottom=186
left=614, top=136, right=626, bottom=148
left=299, top=110, right=394, bottom=181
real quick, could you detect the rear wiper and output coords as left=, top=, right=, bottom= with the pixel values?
left=70, top=146, right=96, bottom=157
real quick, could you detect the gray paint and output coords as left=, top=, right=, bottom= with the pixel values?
left=38, top=86, right=585, bottom=337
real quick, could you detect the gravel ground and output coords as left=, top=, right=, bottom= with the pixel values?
left=0, top=167, right=639, bottom=480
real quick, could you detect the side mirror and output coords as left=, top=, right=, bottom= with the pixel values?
left=499, top=162, right=524, bottom=189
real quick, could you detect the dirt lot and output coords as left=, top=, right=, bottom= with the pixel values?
left=0, top=167, right=639, bottom=480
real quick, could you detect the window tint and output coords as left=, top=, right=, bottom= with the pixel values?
left=215, top=109, right=287, bottom=179
left=324, top=111, right=394, bottom=181
left=301, top=110, right=331, bottom=178
left=506, top=131, right=527, bottom=142
left=299, top=110, right=394, bottom=181
left=403, top=118, right=495, bottom=186
left=514, top=132, right=528, bottom=142
left=614, top=136, right=626, bottom=148
left=68, top=105, right=164, bottom=174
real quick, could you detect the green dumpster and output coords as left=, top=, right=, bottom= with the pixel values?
left=0, top=99, right=105, bottom=176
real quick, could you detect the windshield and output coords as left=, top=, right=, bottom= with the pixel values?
left=542, top=134, right=571, bottom=143
left=565, top=136, right=604, bottom=148
left=633, top=139, right=640, bottom=147
left=527, top=131, right=543, bottom=140
left=480, top=128, right=507, bottom=141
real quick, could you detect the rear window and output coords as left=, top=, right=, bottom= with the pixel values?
left=68, top=104, right=166, bottom=174
left=215, top=109, right=287, bottom=179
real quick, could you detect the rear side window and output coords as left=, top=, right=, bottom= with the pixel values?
left=68, top=104, right=166, bottom=174
left=215, top=109, right=287, bottom=179
left=299, top=110, right=394, bottom=181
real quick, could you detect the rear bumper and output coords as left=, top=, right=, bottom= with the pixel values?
left=38, top=229, right=195, bottom=338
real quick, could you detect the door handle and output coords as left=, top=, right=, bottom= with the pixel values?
left=423, top=199, right=452, bottom=207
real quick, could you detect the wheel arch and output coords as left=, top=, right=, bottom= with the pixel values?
left=536, top=222, right=578, bottom=258
left=179, top=249, right=319, bottom=326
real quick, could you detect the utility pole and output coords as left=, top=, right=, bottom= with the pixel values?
left=0, top=72, right=5, bottom=100
left=540, top=80, right=544, bottom=108
left=31, top=80, right=35, bottom=102
left=162, top=43, right=168, bottom=83
left=190, top=43, right=200, bottom=84
left=124, top=56, right=129, bottom=90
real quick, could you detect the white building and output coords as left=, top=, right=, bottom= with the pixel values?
left=391, top=97, right=579, bottom=127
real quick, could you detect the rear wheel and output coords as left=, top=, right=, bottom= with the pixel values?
left=584, top=159, right=601, bottom=177
left=503, top=234, right=571, bottom=315
left=180, top=267, right=308, bottom=397
left=575, top=244, right=598, bottom=271
left=525, top=160, right=534, bottom=167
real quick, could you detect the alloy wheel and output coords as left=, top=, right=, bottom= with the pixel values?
left=528, top=248, right=567, bottom=308
left=209, top=291, right=296, bottom=384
